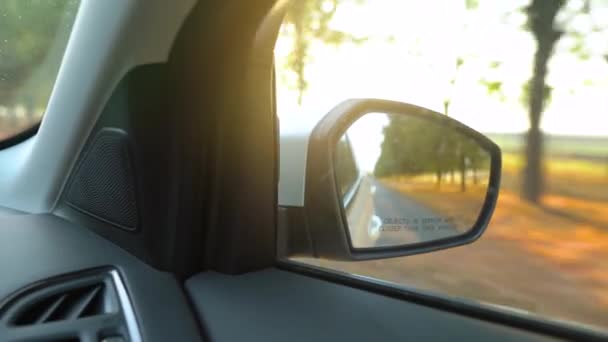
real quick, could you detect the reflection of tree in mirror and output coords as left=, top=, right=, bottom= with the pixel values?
left=374, top=115, right=489, bottom=192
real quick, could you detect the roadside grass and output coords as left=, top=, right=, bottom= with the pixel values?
left=489, top=133, right=608, bottom=158
left=502, top=152, right=607, bottom=180
left=502, top=152, right=608, bottom=226
left=503, top=152, right=608, bottom=201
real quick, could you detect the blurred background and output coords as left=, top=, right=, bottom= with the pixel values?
left=275, top=0, right=608, bottom=331
left=0, top=0, right=79, bottom=140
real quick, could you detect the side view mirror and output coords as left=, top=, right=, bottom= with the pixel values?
left=304, top=99, right=501, bottom=260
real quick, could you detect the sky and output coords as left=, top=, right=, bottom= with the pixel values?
left=274, top=0, right=608, bottom=137
left=345, top=113, right=388, bottom=172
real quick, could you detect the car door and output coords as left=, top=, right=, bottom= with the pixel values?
left=0, top=1, right=605, bottom=342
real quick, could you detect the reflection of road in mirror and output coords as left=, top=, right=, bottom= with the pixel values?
left=346, top=175, right=464, bottom=248
left=368, top=215, right=382, bottom=239
left=371, top=178, right=459, bottom=247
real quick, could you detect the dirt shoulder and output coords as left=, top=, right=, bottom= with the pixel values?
left=301, top=176, right=608, bottom=330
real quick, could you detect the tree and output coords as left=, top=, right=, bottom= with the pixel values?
left=374, top=116, right=435, bottom=178
left=521, top=0, right=567, bottom=203
left=374, top=115, right=488, bottom=192
left=281, top=0, right=365, bottom=105
left=478, top=0, right=607, bottom=202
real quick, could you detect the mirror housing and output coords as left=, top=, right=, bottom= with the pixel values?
left=304, top=99, right=501, bottom=260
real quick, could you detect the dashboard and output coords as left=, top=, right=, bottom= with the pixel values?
left=0, top=212, right=201, bottom=341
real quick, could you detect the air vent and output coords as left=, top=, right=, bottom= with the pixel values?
left=0, top=269, right=140, bottom=342
left=10, top=284, right=108, bottom=326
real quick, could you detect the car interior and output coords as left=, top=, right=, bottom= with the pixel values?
left=0, top=1, right=605, bottom=341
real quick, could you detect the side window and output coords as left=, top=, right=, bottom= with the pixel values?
left=0, top=0, right=80, bottom=144
left=275, top=0, right=608, bottom=332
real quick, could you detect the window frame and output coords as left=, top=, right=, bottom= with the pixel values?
left=277, top=259, right=606, bottom=341
left=0, top=122, right=40, bottom=150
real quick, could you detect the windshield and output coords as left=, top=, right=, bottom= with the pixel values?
left=0, top=0, right=80, bottom=143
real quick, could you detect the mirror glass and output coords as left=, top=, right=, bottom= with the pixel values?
left=334, top=112, right=491, bottom=249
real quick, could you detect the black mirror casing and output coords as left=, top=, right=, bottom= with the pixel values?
left=304, top=99, right=502, bottom=261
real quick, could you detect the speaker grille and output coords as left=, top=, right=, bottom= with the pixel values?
left=66, top=128, right=138, bottom=230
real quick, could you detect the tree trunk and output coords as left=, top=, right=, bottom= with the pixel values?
left=436, top=169, right=442, bottom=190
left=460, top=155, right=466, bottom=192
left=522, top=120, right=544, bottom=203
left=473, top=167, right=478, bottom=185
left=523, top=0, right=563, bottom=203
left=523, top=40, right=557, bottom=203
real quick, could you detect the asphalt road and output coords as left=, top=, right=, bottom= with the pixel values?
left=370, top=179, right=459, bottom=247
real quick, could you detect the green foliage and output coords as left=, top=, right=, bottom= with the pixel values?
left=373, top=115, right=488, bottom=190
left=0, top=0, right=79, bottom=107
left=478, top=60, right=505, bottom=101
left=465, top=0, right=479, bottom=10
left=520, top=79, right=553, bottom=108
left=282, top=0, right=365, bottom=104
left=569, top=40, right=591, bottom=60
left=489, top=60, right=502, bottom=69
left=480, top=80, right=503, bottom=95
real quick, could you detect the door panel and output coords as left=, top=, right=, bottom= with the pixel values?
left=186, top=269, right=557, bottom=342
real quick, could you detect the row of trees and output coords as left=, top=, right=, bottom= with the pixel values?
left=281, top=0, right=608, bottom=204
left=374, top=116, right=489, bottom=192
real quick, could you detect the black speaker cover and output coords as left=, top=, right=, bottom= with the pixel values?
left=65, top=128, right=138, bottom=230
